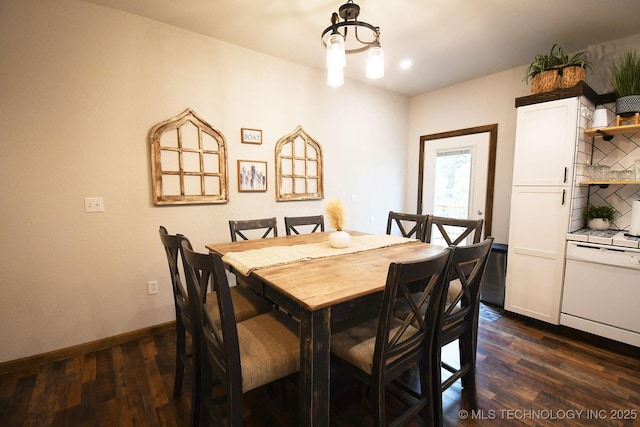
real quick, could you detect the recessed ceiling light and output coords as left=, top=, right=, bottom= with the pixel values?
left=399, top=59, right=412, bottom=70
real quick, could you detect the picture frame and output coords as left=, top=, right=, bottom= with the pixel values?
left=237, top=160, right=267, bottom=192
left=241, top=128, right=262, bottom=144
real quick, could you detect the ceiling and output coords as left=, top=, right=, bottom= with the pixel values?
left=82, top=0, right=640, bottom=97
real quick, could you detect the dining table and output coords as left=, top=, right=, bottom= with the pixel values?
left=206, top=231, right=445, bottom=427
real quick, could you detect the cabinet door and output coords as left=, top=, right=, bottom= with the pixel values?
left=512, top=98, right=578, bottom=186
left=505, top=186, right=570, bottom=324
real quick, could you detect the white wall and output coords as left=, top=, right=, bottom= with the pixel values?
left=0, top=0, right=409, bottom=363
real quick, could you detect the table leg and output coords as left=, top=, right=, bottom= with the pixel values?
left=299, top=307, right=330, bottom=427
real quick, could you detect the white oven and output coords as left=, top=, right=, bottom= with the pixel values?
left=561, top=240, right=640, bottom=347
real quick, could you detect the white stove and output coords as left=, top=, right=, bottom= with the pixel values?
left=566, top=228, right=640, bottom=248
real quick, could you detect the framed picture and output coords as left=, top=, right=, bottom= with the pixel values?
left=241, top=128, right=262, bottom=144
left=238, top=160, right=267, bottom=192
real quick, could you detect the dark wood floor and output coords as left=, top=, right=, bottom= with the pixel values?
left=1, top=304, right=639, bottom=426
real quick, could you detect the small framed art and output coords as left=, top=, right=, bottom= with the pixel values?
left=238, top=160, right=267, bottom=192
left=241, top=128, right=262, bottom=144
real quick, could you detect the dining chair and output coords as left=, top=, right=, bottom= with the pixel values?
left=158, top=228, right=273, bottom=410
left=284, top=214, right=325, bottom=235
left=180, top=238, right=300, bottom=427
left=229, top=217, right=278, bottom=242
left=330, top=249, right=452, bottom=427
left=432, top=237, right=493, bottom=427
left=423, top=215, right=483, bottom=246
left=158, top=226, right=193, bottom=400
left=386, top=211, right=428, bottom=240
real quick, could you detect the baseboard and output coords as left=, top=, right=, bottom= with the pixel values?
left=0, top=321, right=176, bottom=376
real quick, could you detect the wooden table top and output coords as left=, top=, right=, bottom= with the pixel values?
left=207, top=231, right=446, bottom=311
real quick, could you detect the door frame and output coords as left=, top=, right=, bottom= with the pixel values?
left=417, top=124, right=498, bottom=237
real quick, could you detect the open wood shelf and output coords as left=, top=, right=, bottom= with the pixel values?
left=585, top=123, right=640, bottom=138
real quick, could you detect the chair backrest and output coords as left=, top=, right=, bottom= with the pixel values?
left=440, top=237, right=493, bottom=344
left=424, top=215, right=483, bottom=246
left=373, top=249, right=452, bottom=376
left=159, top=226, right=192, bottom=331
left=386, top=211, right=428, bottom=240
left=229, top=217, right=278, bottom=242
left=284, top=215, right=325, bottom=235
left=180, top=237, right=242, bottom=400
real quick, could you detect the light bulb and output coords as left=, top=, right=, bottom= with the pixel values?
left=327, top=66, right=344, bottom=88
left=366, top=45, right=384, bottom=79
left=326, top=33, right=346, bottom=69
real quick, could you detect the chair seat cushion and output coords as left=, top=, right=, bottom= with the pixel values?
left=205, top=286, right=273, bottom=327
left=447, top=279, right=462, bottom=306
left=331, top=317, right=419, bottom=375
left=237, top=310, right=300, bottom=392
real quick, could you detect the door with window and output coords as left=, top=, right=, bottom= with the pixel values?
left=418, top=125, right=497, bottom=244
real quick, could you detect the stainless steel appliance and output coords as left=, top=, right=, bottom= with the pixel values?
left=562, top=229, right=640, bottom=347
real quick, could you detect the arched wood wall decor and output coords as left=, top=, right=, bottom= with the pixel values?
left=150, top=108, right=229, bottom=205
left=275, top=125, right=324, bottom=201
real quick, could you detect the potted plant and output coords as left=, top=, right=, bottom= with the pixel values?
left=583, top=205, right=616, bottom=230
left=609, top=49, right=640, bottom=117
left=525, top=44, right=592, bottom=94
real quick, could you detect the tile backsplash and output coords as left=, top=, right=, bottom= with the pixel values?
left=584, top=102, right=640, bottom=231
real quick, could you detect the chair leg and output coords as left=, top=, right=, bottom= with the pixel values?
left=372, top=381, right=385, bottom=427
left=174, top=322, right=187, bottom=397
left=433, top=347, right=444, bottom=427
left=459, top=331, right=478, bottom=409
left=419, top=359, right=435, bottom=426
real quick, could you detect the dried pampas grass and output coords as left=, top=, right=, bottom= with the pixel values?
left=325, top=199, right=345, bottom=231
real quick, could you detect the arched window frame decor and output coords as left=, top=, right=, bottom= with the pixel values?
left=150, top=108, right=229, bottom=205
left=275, top=125, right=324, bottom=201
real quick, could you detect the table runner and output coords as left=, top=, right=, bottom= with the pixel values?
left=222, top=234, right=419, bottom=275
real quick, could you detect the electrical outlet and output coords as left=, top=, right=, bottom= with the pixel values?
left=84, top=197, right=104, bottom=213
left=147, top=281, right=158, bottom=295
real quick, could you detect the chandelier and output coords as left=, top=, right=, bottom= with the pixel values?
left=321, top=0, right=384, bottom=87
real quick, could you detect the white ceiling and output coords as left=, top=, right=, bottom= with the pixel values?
left=82, top=0, right=640, bottom=97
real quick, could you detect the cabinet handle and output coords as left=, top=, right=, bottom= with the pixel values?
left=562, top=189, right=566, bottom=205
left=564, top=167, right=568, bottom=183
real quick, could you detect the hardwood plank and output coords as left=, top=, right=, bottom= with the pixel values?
left=2, top=305, right=639, bottom=427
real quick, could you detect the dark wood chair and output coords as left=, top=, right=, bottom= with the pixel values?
left=159, top=227, right=273, bottom=422
left=386, top=211, right=428, bottom=240
left=432, top=237, right=494, bottom=427
left=180, top=238, right=299, bottom=427
left=330, top=249, right=452, bottom=427
left=423, top=215, right=483, bottom=246
left=229, top=217, right=278, bottom=242
left=158, top=226, right=193, bottom=399
left=284, top=215, right=325, bottom=235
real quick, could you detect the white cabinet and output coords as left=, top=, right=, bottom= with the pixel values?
left=505, top=97, right=579, bottom=324
left=512, top=98, right=578, bottom=186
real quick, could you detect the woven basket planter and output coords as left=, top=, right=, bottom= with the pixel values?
left=530, top=69, right=561, bottom=94
left=530, top=65, right=586, bottom=94
left=559, top=65, right=586, bottom=89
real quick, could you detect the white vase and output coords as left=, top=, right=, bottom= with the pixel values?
left=328, top=231, right=351, bottom=248
left=587, top=218, right=610, bottom=231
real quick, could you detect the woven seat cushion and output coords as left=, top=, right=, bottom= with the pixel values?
left=447, top=278, right=462, bottom=307
left=331, top=317, right=419, bottom=375
left=205, top=286, right=273, bottom=328
left=237, top=310, right=300, bottom=392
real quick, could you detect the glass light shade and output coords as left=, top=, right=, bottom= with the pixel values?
left=326, top=33, right=346, bottom=69
left=327, top=66, right=344, bottom=88
left=365, top=45, right=384, bottom=79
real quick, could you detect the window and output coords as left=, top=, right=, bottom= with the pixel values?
left=275, top=125, right=324, bottom=201
left=150, top=109, right=229, bottom=205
